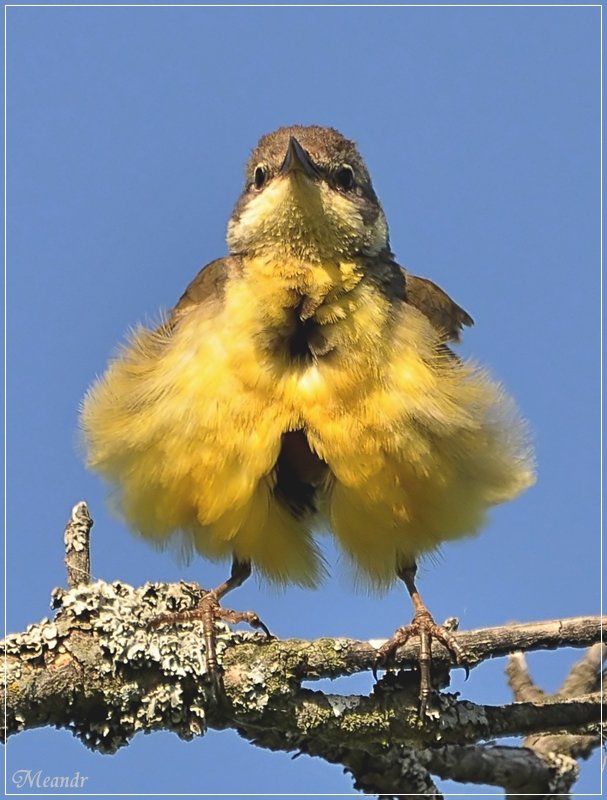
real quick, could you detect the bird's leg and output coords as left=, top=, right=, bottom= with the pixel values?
left=377, top=563, right=466, bottom=716
left=150, top=558, right=271, bottom=699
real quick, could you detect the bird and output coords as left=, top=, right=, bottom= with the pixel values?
left=81, top=124, right=535, bottom=711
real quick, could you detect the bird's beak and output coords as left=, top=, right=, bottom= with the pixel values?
left=280, top=137, right=320, bottom=180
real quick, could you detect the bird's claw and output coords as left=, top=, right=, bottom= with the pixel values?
left=219, top=608, right=273, bottom=639
left=146, top=592, right=272, bottom=701
left=375, top=609, right=470, bottom=717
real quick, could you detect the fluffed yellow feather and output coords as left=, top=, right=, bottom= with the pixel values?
left=81, top=252, right=533, bottom=590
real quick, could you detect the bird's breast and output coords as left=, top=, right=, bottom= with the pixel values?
left=228, top=254, right=393, bottom=375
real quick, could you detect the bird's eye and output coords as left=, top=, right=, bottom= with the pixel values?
left=253, top=165, right=267, bottom=190
left=335, top=165, right=355, bottom=191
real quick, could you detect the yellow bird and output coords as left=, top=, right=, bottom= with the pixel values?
left=81, top=125, right=534, bottom=709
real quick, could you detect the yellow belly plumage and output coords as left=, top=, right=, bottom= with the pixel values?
left=81, top=256, right=534, bottom=590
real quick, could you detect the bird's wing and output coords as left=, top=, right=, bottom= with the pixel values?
left=402, top=270, right=474, bottom=343
left=168, top=256, right=239, bottom=323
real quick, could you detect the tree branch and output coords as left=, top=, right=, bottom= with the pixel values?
left=3, top=504, right=604, bottom=796
left=63, top=502, right=93, bottom=588
left=503, top=644, right=606, bottom=800
left=3, top=581, right=603, bottom=738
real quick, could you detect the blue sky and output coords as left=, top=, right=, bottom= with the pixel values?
left=5, top=4, right=602, bottom=796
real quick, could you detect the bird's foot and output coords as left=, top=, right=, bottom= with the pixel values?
left=376, top=609, right=468, bottom=717
left=149, top=592, right=272, bottom=702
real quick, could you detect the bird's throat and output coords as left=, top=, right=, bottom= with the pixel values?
left=243, top=252, right=363, bottom=313
left=235, top=253, right=369, bottom=361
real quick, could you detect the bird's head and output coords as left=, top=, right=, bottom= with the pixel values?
left=227, top=125, right=390, bottom=262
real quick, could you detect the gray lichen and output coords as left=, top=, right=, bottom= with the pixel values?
left=3, top=579, right=604, bottom=797
left=6, top=580, right=267, bottom=753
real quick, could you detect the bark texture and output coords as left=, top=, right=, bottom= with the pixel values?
left=3, top=503, right=605, bottom=797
